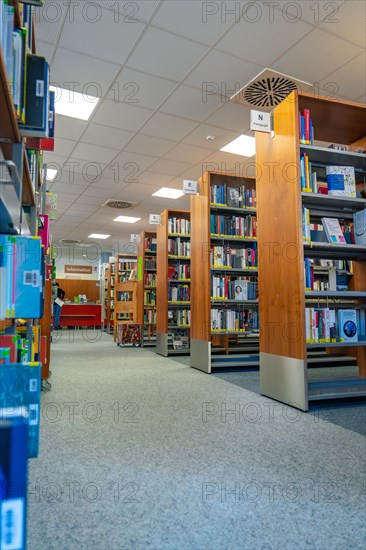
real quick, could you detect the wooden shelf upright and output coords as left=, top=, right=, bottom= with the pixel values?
left=190, top=172, right=259, bottom=373
left=255, top=91, right=366, bottom=410
left=156, top=209, right=191, bottom=356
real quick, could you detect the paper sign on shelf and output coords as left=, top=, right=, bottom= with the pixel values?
left=183, top=179, right=198, bottom=195
left=149, top=214, right=162, bottom=225
left=130, top=234, right=140, bottom=243
left=250, top=110, right=271, bottom=133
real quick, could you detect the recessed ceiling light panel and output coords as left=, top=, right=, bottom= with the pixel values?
left=88, top=233, right=110, bottom=239
left=220, top=135, right=256, bottom=157
left=152, top=187, right=184, bottom=199
left=50, top=86, right=99, bottom=120
left=113, top=216, right=141, bottom=223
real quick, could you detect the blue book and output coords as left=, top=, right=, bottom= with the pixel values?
left=0, top=416, right=28, bottom=550
left=300, top=115, right=305, bottom=142
left=338, top=309, right=358, bottom=342
left=0, top=235, right=16, bottom=319
left=14, top=236, right=43, bottom=319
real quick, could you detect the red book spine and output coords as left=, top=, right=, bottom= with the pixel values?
left=302, top=109, right=310, bottom=143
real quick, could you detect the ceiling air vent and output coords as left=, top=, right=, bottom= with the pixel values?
left=101, top=199, right=137, bottom=209
left=230, top=69, right=313, bottom=112
left=59, top=239, right=80, bottom=245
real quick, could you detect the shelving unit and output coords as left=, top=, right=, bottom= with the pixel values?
left=113, top=281, right=139, bottom=342
left=101, top=263, right=109, bottom=331
left=255, top=90, right=366, bottom=411
left=137, top=231, right=157, bottom=347
left=106, top=258, right=116, bottom=334
left=156, top=209, right=191, bottom=356
left=190, top=172, right=259, bottom=373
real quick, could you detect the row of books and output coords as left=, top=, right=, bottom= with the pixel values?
left=145, top=259, right=156, bottom=270
left=211, top=276, right=257, bottom=301
left=144, top=290, right=156, bottom=306
left=168, top=217, right=190, bottom=235
left=210, top=214, right=257, bottom=238
left=168, top=285, right=190, bottom=302
left=117, top=291, right=132, bottom=301
left=298, top=109, right=314, bottom=145
left=144, top=309, right=156, bottom=324
left=171, top=331, right=189, bottom=350
left=0, top=235, right=44, bottom=319
left=211, top=245, right=257, bottom=269
left=119, top=260, right=137, bottom=271
left=0, top=333, right=32, bottom=365
left=144, top=273, right=157, bottom=286
left=145, top=237, right=157, bottom=252
left=168, top=238, right=190, bottom=257
left=168, top=309, right=191, bottom=327
left=300, top=154, right=357, bottom=199
left=210, top=184, right=256, bottom=209
left=302, top=211, right=362, bottom=245
left=304, top=259, right=349, bottom=291
left=211, top=308, right=259, bottom=332
left=26, top=148, right=42, bottom=190
left=168, top=263, right=190, bottom=280
left=306, top=308, right=365, bottom=343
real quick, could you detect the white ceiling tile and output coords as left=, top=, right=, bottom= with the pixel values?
left=53, top=115, right=88, bottom=141
left=318, top=0, right=365, bottom=48
left=204, top=102, right=251, bottom=133
left=107, top=68, right=178, bottom=110
left=62, top=158, right=108, bottom=188
left=147, top=158, right=194, bottom=177
left=36, top=40, right=54, bottom=61
left=159, top=85, right=224, bottom=121
left=137, top=171, right=174, bottom=187
left=182, top=124, right=240, bottom=150
left=50, top=181, right=86, bottom=196
left=125, top=134, right=177, bottom=157
left=93, top=99, right=153, bottom=131
left=126, top=27, right=208, bottom=81
left=183, top=49, right=262, bottom=91
left=59, top=10, right=145, bottom=65
left=108, top=152, right=160, bottom=184
left=35, top=3, right=67, bottom=44
left=216, top=13, right=312, bottom=66
left=81, top=124, right=134, bottom=150
left=272, top=29, right=363, bottom=83
left=319, top=52, right=366, bottom=101
left=163, top=143, right=213, bottom=164
left=72, top=143, right=119, bottom=164
left=49, top=137, right=77, bottom=159
left=100, top=0, right=161, bottom=23
left=139, top=112, right=198, bottom=141
left=114, top=183, right=162, bottom=201
left=151, top=0, right=236, bottom=46
left=51, top=49, right=120, bottom=97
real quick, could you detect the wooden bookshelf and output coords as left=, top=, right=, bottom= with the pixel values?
left=137, top=231, right=157, bottom=346
left=156, top=209, right=191, bottom=356
left=113, top=281, right=139, bottom=342
left=190, top=172, right=258, bottom=373
left=106, top=258, right=116, bottom=334
left=255, top=90, right=366, bottom=410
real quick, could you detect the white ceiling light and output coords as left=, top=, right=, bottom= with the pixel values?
left=88, top=233, right=110, bottom=239
left=220, top=135, right=256, bottom=157
left=46, top=168, right=58, bottom=181
left=152, top=187, right=184, bottom=199
left=113, top=215, right=141, bottom=223
left=50, top=86, right=99, bottom=120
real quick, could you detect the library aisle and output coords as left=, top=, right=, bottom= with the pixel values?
left=28, top=331, right=365, bottom=550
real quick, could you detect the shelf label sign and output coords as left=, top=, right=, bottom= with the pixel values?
left=149, top=214, right=161, bottom=225
left=64, top=265, right=93, bottom=274
left=183, top=179, right=198, bottom=195
left=130, top=234, right=140, bottom=243
left=250, top=110, right=271, bottom=133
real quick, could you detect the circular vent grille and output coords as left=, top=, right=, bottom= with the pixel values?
left=244, top=77, right=297, bottom=108
left=103, top=200, right=135, bottom=209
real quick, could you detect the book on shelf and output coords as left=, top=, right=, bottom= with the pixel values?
left=144, top=289, right=156, bottom=306
left=168, top=217, right=190, bottom=235
left=211, top=275, right=257, bottom=300
left=144, top=308, right=156, bottom=324
left=299, top=109, right=314, bottom=145
left=338, top=309, right=358, bottom=342
left=321, top=218, right=346, bottom=244
left=129, top=268, right=137, bottom=281
left=210, top=214, right=257, bottom=237
left=354, top=209, right=366, bottom=246
left=168, top=285, right=190, bottom=302
left=326, top=166, right=356, bottom=198
left=210, top=184, right=256, bottom=208
left=145, top=259, right=156, bottom=270
left=210, top=244, right=257, bottom=269
left=145, top=237, right=157, bottom=252
left=304, top=259, right=351, bottom=291
left=211, top=308, right=258, bottom=332
left=168, top=238, right=190, bottom=257
left=168, top=263, right=190, bottom=280
left=172, top=332, right=189, bottom=350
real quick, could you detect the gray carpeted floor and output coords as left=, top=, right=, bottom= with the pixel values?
left=28, top=331, right=366, bottom=550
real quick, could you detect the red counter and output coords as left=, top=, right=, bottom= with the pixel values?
left=60, top=304, right=102, bottom=328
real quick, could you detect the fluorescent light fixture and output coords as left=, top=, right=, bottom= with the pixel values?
left=152, top=187, right=184, bottom=199
left=46, top=168, right=58, bottom=181
left=113, top=215, right=141, bottom=224
left=50, top=86, right=99, bottom=120
left=220, top=135, right=256, bottom=157
left=88, top=233, right=110, bottom=239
